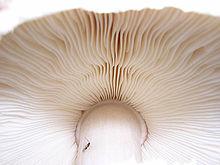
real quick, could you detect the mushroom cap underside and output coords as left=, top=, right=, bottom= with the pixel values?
left=0, top=7, right=220, bottom=165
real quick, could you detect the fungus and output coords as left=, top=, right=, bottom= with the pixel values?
left=0, top=7, right=220, bottom=165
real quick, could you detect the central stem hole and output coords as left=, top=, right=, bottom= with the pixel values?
left=75, top=100, right=147, bottom=165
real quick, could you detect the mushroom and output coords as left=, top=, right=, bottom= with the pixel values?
left=0, top=7, right=220, bottom=165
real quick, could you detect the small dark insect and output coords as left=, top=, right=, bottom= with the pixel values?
left=82, top=138, right=90, bottom=152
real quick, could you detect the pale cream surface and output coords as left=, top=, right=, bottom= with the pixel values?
left=76, top=101, right=146, bottom=165
left=0, top=7, right=220, bottom=165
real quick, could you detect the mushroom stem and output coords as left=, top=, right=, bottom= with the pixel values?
left=75, top=100, right=147, bottom=165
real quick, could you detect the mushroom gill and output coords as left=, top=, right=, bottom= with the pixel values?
left=0, top=7, right=220, bottom=165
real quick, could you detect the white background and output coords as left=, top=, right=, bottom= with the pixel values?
left=0, top=0, right=220, bottom=34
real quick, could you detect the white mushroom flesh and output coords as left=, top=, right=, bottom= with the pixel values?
left=0, top=7, right=220, bottom=165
